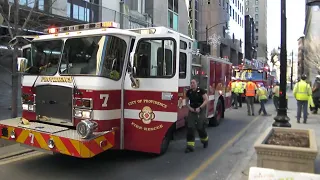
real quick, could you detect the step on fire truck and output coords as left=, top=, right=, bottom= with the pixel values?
left=232, top=63, right=273, bottom=101
left=0, top=21, right=232, bottom=158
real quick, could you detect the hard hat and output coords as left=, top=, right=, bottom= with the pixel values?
left=231, top=77, right=236, bottom=80
left=301, top=74, right=307, bottom=80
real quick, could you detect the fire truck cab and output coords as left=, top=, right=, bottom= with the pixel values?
left=0, top=22, right=232, bottom=158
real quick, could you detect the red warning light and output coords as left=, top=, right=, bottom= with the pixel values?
left=201, top=71, right=205, bottom=75
left=48, top=27, right=58, bottom=34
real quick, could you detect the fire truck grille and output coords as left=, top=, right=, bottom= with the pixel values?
left=35, top=85, right=73, bottom=123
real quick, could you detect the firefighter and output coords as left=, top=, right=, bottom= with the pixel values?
left=272, top=81, right=280, bottom=110
left=231, top=77, right=238, bottom=108
left=245, top=77, right=257, bottom=116
left=185, top=79, right=209, bottom=153
left=257, top=83, right=270, bottom=116
left=236, top=78, right=243, bottom=108
left=293, top=74, right=312, bottom=123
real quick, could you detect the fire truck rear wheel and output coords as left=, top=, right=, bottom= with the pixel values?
left=209, top=99, right=223, bottom=127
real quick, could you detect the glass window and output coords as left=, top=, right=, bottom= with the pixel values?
left=237, top=70, right=263, bottom=80
left=86, top=9, right=90, bottom=22
left=255, top=7, right=258, bottom=12
left=28, top=0, right=34, bottom=8
left=27, top=40, right=63, bottom=75
left=180, top=41, right=187, bottom=50
left=60, top=36, right=127, bottom=81
left=255, top=0, right=258, bottom=5
left=168, top=0, right=173, bottom=10
left=179, top=52, right=187, bottom=79
left=246, top=7, right=249, bottom=12
left=173, top=14, right=178, bottom=31
left=73, top=5, right=79, bottom=19
left=255, top=14, right=258, bottom=19
left=39, top=0, right=44, bottom=10
left=79, top=6, right=85, bottom=21
left=195, top=10, right=198, bottom=20
left=168, top=11, right=173, bottom=28
left=174, top=0, right=178, bottom=13
left=134, top=39, right=176, bottom=78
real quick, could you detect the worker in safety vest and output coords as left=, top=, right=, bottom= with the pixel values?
left=257, top=83, right=270, bottom=116
left=231, top=77, right=239, bottom=108
left=293, top=74, right=312, bottom=124
left=244, top=77, right=257, bottom=116
left=272, top=81, right=280, bottom=110
left=236, top=78, right=243, bottom=108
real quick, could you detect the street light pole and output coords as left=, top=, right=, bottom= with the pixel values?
left=290, top=50, right=294, bottom=90
left=205, top=22, right=228, bottom=46
left=273, top=0, right=291, bottom=127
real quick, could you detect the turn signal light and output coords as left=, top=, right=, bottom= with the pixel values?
left=74, top=98, right=92, bottom=109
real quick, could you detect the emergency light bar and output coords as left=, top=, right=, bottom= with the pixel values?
left=44, top=21, right=119, bottom=34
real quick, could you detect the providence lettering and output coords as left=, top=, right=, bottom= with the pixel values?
left=127, top=99, right=167, bottom=108
left=41, top=76, right=73, bottom=83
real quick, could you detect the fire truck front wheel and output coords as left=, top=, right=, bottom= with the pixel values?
left=159, top=126, right=174, bottom=155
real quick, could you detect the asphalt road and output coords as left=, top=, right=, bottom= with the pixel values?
left=0, top=102, right=275, bottom=180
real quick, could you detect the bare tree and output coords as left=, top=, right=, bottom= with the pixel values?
left=0, top=0, right=58, bottom=118
left=304, top=35, right=320, bottom=74
left=270, top=48, right=280, bottom=66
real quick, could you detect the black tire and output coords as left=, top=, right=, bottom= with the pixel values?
left=159, top=129, right=173, bottom=155
left=209, top=99, right=223, bottom=127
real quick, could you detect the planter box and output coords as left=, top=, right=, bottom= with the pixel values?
left=254, top=127, right=318, bottom=173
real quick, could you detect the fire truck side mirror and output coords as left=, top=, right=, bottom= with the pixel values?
left=17, top=57, right=28, bottom=73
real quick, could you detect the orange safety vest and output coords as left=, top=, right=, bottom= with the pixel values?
left=246, top=82, right=256, bottom=97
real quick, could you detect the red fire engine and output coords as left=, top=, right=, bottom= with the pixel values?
left=0, top=22, right=232, bottom=158
left=232, top=64, right=273, bottom=100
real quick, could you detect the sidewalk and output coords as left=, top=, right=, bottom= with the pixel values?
left=227, top=91, right=320, bottom=180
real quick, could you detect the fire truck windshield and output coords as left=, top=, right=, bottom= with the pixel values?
left=236, top=70, right=264, bottom=81
left=29, top=40, right=63, bottom=75
left=28, top=35, right=127, bottom=81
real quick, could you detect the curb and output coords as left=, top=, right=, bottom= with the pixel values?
left=0, top=144, right=35, bottom=161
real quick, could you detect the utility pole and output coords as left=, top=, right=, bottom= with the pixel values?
left=290, top=50, right=294, bottom=90
left=273, top=0, right=291, bottom=128
left=11, top=0, right=19, bottom=118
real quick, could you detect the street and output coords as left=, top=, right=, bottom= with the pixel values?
left=0, top=102, right=274, bottom=180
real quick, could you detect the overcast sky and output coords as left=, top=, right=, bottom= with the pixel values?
left=267, top=0, right=305, bottom=55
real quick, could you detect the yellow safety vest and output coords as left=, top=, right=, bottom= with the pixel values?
left=257, top=88, right=268, bottom=101
left=293, top=80, right=312, bottom=101
left=235, top=82, right=242, bottom=93
left=231, top=82, right=236, bottom=92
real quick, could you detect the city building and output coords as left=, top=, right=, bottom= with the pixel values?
left=145, top=0, right=189, bottom=35
left=198, top=0, right=244, bottom=65
left=244, top=15, right=256, bottom=60
left=304, top=0, right=320, bottom=82
left=245, top=0, right=268, bottom=62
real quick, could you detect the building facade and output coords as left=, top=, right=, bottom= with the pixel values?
left=304, top=1, right=320, bottom=82
left=198, top=0, right=244, bottom=65
left=245, top=0, right=267, bottom=62
left=297, top=36, right=305, bottom=77
left=244, top=15, right=256, bottom=60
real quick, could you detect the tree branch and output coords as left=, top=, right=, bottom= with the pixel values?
left=21, top=0, right=38, bottom=30
left=304, top=35, right=320, bottom=72
left=0, top=4, right=13, bottom=38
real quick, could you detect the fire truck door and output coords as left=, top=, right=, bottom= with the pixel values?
left=122, top=34, right=179, bottom=153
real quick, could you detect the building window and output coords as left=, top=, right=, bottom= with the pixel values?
left=67, top=0, right=98, bottom=22
left=255, top=14, right=258, bottom=19
left=168, top=0, right=179, bottom=30
left=246, top=7, right=249, bottom=12
left=256, top=36, right=258, bottom=40
left=226, top=2, right=228, bottom=11
left=230, top=6, right=232, bottom=16
left=223, top=0, right=225, bottom=8
left=256, top=28, right=258, bottom=33
left=255, top=0, right=258, bottom=5
left=255, top=21, right=259, bottom=26
left=233, top=9, right=234, bottom=19
left=255, top=7, right=258, bottom=12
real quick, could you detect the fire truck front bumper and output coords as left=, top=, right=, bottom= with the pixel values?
left=0, top=118, right=115, bottom=158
